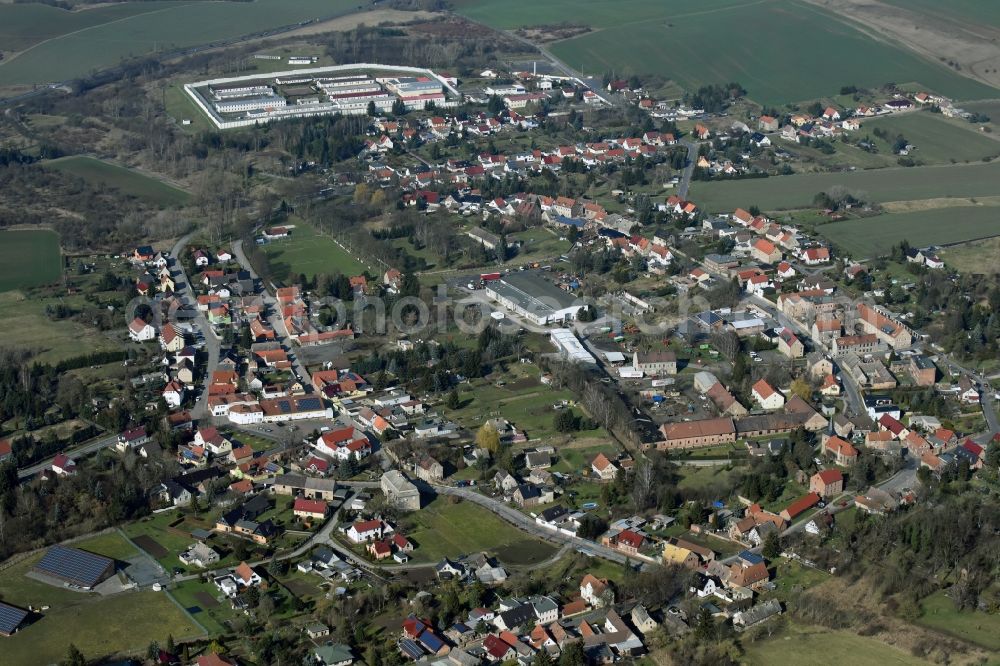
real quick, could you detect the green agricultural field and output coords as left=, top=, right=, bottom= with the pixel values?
left=743, top=622, right=931, bottom=666
left=816, top=205, right=1000, bottom=259
left=0, top=1, right=176, bottom=53
left=454, top=0, right=998, bottom=104
left=0, top=229, right=62, bottom=292
left=689, top=161, right=1000, bottom=213
left=400, top=495, right=556, bottom=565
left=916, top=590, right=1000, bottom=651
left=859, top=112, right=1000, bottom=164
left=0, top=0, right=364, bottom=87
left=261, top=222, right=369, bottom=281
left=44, top=156, right=190, bottom=207
left=0, top=553, right=201, bottom=665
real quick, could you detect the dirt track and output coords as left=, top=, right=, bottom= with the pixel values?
left=805, top=0, right=1000, bottom=90
left=276, top=9, right=441, bottom=38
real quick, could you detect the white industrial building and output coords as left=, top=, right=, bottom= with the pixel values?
left=215, top=95, right=286, bottom=114
left=484, top=272, right=587, bottom=326
left=185, top=64, right=462, bottom=129
left=550, top=328, right=596, bottom=364
left=210, top=84, right=273, bottom=100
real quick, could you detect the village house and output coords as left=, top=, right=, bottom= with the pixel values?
left=591, top=453, right=619, bottom=481
left=809, top=469, right=843, bottom=497
left=751, top=379, right=785, bottom=411
left=824, top=436, right=859, bottom=465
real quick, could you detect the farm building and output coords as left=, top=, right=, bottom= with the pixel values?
left=0, top=601, right=29, bottom=636
left=32, top=545, right=115, bottom=589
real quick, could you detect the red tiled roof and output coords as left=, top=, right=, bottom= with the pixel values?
left=814, top=469, right=843, bottom=485
left=294, top=498, right=328, bottom=515
left=783, top=492, right=821, bottom=519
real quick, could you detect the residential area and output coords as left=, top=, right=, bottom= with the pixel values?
left=0, top=6, right=998, bottom=666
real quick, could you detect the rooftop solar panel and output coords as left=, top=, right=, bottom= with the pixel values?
left=34, top=545, right=114, bottom=588
left=0, top=601, right=28, bottom=635
left=299, top=397, right=322, bottom=411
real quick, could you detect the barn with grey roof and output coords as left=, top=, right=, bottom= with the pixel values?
left=32, top=545, right=115, bottom=589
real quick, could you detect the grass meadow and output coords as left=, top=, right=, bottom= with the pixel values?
left=454, top=0, right=998, bottom=104
left=742, top=621, right=931, bottom=666
left=400, top=495, right=556, bottom=564
left=858, top=112, right=1000, bottom=164
left=0, top=552, right=200, bottom=665
left=0, top=0, right=362, bottom=86
left=44, top=156, right=191, bottom=207
left=915, top=590, right=1000, bottom=651
left=0, top=229, right=62, bottom=292
left=940, top=237, right=1000, bottom=274
left=0, top=289, right=121, bottom=364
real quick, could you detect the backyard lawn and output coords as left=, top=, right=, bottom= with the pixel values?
left=168, top=578, right=238, bottom=637
left=400, top=495, right=556, bottom=565
left=940, top=237, right=1000, bottom=275
left=447, top=366, right=608, bottom=442
left=0, top=229, right=62, bottom=292
left=858, top=112, right=1000, bottom=165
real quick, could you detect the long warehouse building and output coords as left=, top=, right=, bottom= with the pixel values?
left=484, top=272, right=588, bottom=326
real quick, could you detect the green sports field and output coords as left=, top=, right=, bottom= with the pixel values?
left=0, top=0, right=363, bottom=86
left=0, top=229, right=62, bottom=292
left=453, top=0, right=998, bottom=104
left=816, top=205, right=1000, bottom=259
left=688, top=161, right=1000, bottom=213
left=261, top=222, right=370, bottom=280
left=44, top=156, right=191, bottom=207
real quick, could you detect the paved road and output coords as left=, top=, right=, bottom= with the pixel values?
left=744, top=293, right=864, bottom=416
left=231, top=239, right=313, bottom=389
left=17, top=433, right=118, bottom=480
left=431, top=484, right=646, bottom=567
left=677, top=139, right=698, bottom=199
left=170, top=232, right=220, bottom=419
left=935, top=354, right=1000, bottom=437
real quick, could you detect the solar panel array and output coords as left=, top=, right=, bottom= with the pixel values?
left=0, top=601, right=28, bottom=635
left=34, top=545, right=114, bottom=588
